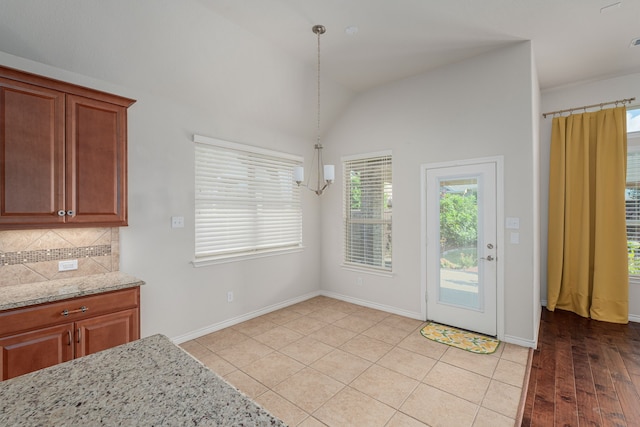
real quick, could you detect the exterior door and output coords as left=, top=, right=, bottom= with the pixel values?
left=426, top=161, right=497, bottom=336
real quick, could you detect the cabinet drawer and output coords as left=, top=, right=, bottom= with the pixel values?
left=0, top=287, right=139, bottom=337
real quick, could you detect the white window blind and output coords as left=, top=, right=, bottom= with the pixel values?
left=627, top=144, right=640, bottom=277
left=194, top=135, right=302, bottom=263
left=343, top=152, right=392, bottom=271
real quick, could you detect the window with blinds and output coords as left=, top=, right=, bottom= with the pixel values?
left=194, top=135, right=302, bottom=264
left=343, top=152, right=392, bottom=271
left=627, top=141, right=640, bottom=278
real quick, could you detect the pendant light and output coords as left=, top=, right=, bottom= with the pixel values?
left=294, top=24, right=335, bottom=196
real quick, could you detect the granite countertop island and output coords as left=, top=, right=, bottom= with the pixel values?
left=0, top=334, right=286, bottom=426
left=0, top=271, right=145, bottom=311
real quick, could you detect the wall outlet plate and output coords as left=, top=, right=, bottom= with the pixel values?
left=171, top=216, right=185, bottom=228
left=58, top=260, right=78, bottom=271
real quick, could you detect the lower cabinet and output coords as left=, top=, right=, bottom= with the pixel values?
left=0, top=324, right=74, bottom=380
left=75, top=309, right=138, bottom=358
left=0, top=287, right=140, bottom=381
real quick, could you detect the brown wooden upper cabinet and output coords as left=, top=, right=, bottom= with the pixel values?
left=0, top=66, right=136, bottom=229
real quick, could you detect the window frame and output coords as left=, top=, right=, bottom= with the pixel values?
left=342, top=150, right=393, bottom=274
left=193, top=134, right=303, bottom=267
left=627, top=106, right=640, bottom=135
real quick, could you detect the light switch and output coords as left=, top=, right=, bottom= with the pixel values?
left=510, top=232, right=520, bottom=244
left=506, top=217, right=520, bottom=229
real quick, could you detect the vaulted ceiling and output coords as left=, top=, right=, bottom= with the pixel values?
left=198, top=0, right=640, bottom=91
left=0, top=0, right=638, bottom=139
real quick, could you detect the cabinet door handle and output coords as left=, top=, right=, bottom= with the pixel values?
left=67, top=330, right=72, bottom=346
left=66, top=210, right=75, bottom=217
left=61, top=306, right=89, bottom=316
left=77, top=328, right=81, bottom=344
left=57, top=210, right=66, bottom=217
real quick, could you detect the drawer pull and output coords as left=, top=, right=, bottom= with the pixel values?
left=61, top=306, right=88, bottom=316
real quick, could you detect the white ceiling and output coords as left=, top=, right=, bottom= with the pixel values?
left=198, top=0, right=640, bottom=91
left=0, top=0, right=638, bottom=129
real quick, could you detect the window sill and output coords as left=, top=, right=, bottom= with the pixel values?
left=341, top=263, right=393, bottom=277
left=192, top=246, right=304, bottom=267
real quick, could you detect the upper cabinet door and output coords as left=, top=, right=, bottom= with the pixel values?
left=0, top=77, right=65, bottom=225
left=65, top=95, right=128, bottom=226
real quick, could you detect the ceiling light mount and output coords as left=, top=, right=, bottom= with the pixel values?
left=312, top=25, right=326, bottom=35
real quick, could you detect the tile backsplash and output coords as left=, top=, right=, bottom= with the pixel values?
left=0, top=228, right=119, bottom=288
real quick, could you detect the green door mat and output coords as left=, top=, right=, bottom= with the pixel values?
left=420, top=322, right=500, bottom=354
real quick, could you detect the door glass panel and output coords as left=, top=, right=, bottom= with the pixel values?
left=438, top=177, right=480, bottom=310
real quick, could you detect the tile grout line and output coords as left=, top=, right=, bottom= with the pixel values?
left=187, top=297, right=526, bottom=426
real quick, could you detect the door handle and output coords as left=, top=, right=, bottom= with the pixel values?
left=481, top=255, right=495, bottom=261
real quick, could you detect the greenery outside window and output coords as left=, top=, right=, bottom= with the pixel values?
left=193, top=135, right=302, bottom=265
left=343, top=151, right=392, bottom=271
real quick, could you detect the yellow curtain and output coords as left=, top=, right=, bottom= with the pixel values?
left=547, top=106, right=628, bottom=323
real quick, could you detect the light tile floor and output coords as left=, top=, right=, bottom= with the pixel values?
left=181, top=296, right=529, bottom=427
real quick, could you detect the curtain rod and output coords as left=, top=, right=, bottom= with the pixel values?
left=542, top=97, right=636, bottom=118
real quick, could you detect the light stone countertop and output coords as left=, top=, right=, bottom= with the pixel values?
left=0, top=334, right=286, bottom=426
left=0, top=271, right=145, bottom=311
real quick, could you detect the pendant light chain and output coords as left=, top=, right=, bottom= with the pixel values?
left=316, top=25, right=323, bottom=192
left=317, top=26, right=321, bottom=146
left=312, top=25, right=327, bottom=193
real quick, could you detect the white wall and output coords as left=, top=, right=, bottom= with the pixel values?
left=0, top=0, right=354, bottom=341
left=0, top=1, right=544, bottom=345
left=530, top=48, right=542, bottom=345
left=319, top=42, right=540, bottom=346
left=540, top=72, right=640, bottom=320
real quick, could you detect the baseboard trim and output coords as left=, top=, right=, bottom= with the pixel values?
left=503, top=334, right=536, bottom=349
left=319, top=290, right=423, bottom=320
left=170, top=290, right=321, bottom=344
left=171, top=290, right=545, bottom=346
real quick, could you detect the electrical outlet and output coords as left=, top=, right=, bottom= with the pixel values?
left=58, top=260, right=78, bottom=271
left=171, top=216, right=184, bottom=228
left=356, top=277, right=363, bottom=285
left=227, top=291, right=234, bottom=302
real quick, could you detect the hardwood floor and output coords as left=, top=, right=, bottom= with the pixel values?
left=522, top=308, right=640, bottom=426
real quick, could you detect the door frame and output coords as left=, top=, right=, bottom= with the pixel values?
left=420, top=156, right=505, bottom=340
